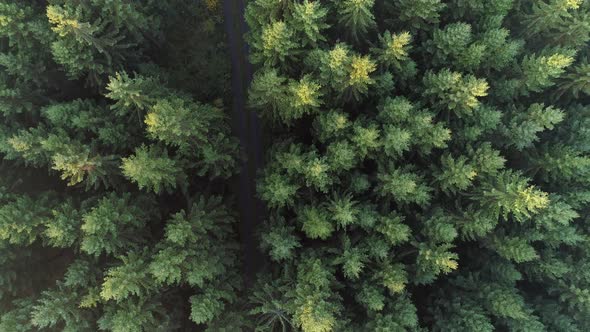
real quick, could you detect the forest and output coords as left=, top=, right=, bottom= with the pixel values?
left=1, top=0, right=590, bottom=331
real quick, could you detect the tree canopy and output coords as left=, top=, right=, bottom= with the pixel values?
left=2, top=0, right=590, bottom=331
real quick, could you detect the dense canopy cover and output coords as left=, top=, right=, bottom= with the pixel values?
left=2, top=0, right=590, bottom=331
left=0, top=0, right=243, bottom=330
left=248, top=0, right=590, bottom=331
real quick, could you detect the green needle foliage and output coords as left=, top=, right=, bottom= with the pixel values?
left=247, top=0, right=590, bottom=330
left=3, top=0, right=590, bottom=330
left=0, top=0, right=241, bottom=330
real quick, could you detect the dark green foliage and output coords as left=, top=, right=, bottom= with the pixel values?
left=4, top=0, right=590, bottom=330
left=247, top=0, right=590, bottom=330
left=45, top=0, right=160, bottom=83
left=0, top=0, right=241, bottom=330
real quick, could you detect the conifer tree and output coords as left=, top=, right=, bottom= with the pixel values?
left=4, top=0, right=590, bottom=330
left=0, top=0, right=242, bottom=330
left=247, top=0, right=590, bottom=330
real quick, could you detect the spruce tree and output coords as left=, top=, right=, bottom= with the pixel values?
left=0, top=0, right=242, bottom=330
left=3, top=0, right=590, bottom=330
left=247, top=0, right=590, bottom=330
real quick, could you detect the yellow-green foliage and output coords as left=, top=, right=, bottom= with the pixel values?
left=248, top=0, right=590, bottom=330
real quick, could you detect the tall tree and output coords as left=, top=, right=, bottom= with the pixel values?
left=247, top=0, right=590, bottom=330
left=0, top=1, right=242, bottom=330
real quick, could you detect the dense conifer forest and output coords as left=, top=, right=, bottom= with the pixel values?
left=1, top=0, right=590, bottom=331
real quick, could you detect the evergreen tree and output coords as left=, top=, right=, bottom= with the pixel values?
left=0, top=0, right=242, bottom=330
left=247, top=0, right=590, bottom=330
left=4, top=0, right=590, bottom=330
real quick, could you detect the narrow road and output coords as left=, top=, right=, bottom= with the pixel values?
left=223, top=0, right=264, bottom=288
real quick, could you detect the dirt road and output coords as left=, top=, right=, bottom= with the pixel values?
left=222, top=0, right=264, bottom=288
